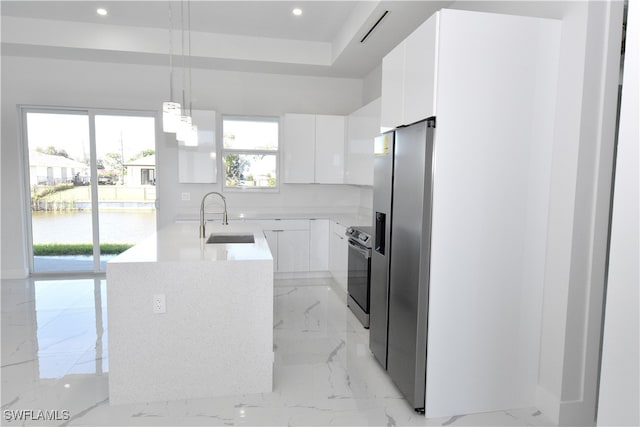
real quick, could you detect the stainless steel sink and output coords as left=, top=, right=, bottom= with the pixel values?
left=206, top=233, right=255, bottom=244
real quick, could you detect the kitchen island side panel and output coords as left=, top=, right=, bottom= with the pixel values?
left=107, top=259, right=273, bottom=405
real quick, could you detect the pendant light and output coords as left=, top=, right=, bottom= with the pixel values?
left=176, top=0, right=199, bottom=146
left=162, top=1, right=181, bottom=133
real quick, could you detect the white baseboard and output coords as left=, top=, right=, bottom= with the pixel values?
left=558, top=399, right=597, bottom=426
left=536, top=385, right=597, bottom=426
left=536, top=385, right=560, bottom=425
left=274, top=271, right=332, bottom=281
left=329, top=280, right=348, bottom=303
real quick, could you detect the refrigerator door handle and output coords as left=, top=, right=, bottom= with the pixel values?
left=375, top=212, right=386, bottom=255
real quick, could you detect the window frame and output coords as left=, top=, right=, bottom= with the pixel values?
left=19, top=105, right=159, bottom=275
left=221, top=115, right=280, bottom=192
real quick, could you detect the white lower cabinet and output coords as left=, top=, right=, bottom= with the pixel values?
left=246, top=218, right=347, bottom=278
left=309, top=219, right=329, bottom=271
left=329, top=221, right=348, bottom=293
left=277, top=230, right=310, bottom=272
left=247, top=220, right=310, bottom=273
left=262, top=230, right=279, bottom=272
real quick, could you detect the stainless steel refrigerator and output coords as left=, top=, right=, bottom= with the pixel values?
left=369, top=117, right=435, bottom=413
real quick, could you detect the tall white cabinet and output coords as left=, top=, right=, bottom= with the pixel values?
left=379, top=8, right=562, bottom=419
left=283, top=113, right=345, bottom=184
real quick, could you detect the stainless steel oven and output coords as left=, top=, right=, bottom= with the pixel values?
left=346, top=226, right=372, bottom=328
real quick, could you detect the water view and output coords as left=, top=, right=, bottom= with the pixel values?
left=32, top=210, right=156, bottom=244
left=32, top=210, right=156, bottom=273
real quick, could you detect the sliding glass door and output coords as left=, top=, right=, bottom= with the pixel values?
left=25, top=110, right=96, bottom=273
left=23, top=108, right=157, bottom=274
left=94, top=114, right=157, bottom=268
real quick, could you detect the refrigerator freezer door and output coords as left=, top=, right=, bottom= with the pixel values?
left=387, top=119, right=434, bottom=411
left=369, top=132, right=394, bottom=369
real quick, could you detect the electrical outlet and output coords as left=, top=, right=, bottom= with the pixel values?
left=181, top=192, right=191, bottom=201
left=153, top=294, right=166, bottom=314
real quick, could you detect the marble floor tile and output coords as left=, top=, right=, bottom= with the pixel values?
left=1, top=276, right=554, bottom=426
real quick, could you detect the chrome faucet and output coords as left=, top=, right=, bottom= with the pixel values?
left=199, top=191, right=229, bottom=238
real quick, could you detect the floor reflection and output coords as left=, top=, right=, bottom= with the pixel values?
left=1, top=276, right=553, bottom=426
left=1, top=277, right=108, bottom=382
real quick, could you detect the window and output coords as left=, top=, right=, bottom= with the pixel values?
left=23, top=108, right=156, bottom=274
left=141, top=168, right=155, bottom=185
left=222, top=116, right=279, bottom=190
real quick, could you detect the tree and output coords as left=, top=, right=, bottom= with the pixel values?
left=225, top=154, right=249, bottom=185
left=36, top=146, right=70, bottom=158
left=102, top=152, right=126, bottom=180
left=129, top=149, right=155, bottom=161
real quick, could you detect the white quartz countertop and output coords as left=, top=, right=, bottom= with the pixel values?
left=108, top=222, right=272, bottom=264
left=175, top=210, right=372, bottom=227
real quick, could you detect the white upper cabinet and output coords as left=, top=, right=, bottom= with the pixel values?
left=315, top=115, right=345, bottom=184
left=381, top=11, right=439, bottom=130
left=283, top=113, right=345, bottom=184
left=403, top=15, right=438, bottom=125
left=380, top=42, right=406, bottom=131
left=283, top=113, right=316, bottom=183
left=178, top=110, right=217, bottom=183
left=345, top=98, right=381, bottom=186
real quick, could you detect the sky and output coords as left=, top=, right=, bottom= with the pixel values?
left=26, top=112, right=156, bottom=163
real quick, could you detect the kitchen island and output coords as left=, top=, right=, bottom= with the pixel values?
left=106, top=222, right=273, bottom=405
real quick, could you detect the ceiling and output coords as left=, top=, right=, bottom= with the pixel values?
left=0, top=1, right=453, bottom=78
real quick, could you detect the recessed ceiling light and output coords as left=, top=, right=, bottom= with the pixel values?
left=292, top=8, right=302, bottom=16
left=97, top=8, right=108, bottom=16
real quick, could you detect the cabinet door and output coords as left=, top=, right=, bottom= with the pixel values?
left=336, top=234, right=349, bottom=292
left=178, top=110, right=217, bottom=183
left=403, top=12, right=439, bottom=124
left=380, top=41, right=405, bottom=131
left=329, top=222, right=348, bottom=293
left=277, top=230, right=310, bottom=273
left=315, top=115, right=345, bottom=184
left=283, top=113, right=315, bottom=183
left=345, top=98, right=380, bottom=186
left=263, top=230, right=279, bottom=272
left=309, top=219, right=329, bottom=271
left=329, top=232, right=341, bottom=281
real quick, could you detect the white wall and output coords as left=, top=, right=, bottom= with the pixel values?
left=597, top=0, right=640, bottom=424
left=0, top=55, right=365, bottom=278
left=449, top=1, right=624, bottom=425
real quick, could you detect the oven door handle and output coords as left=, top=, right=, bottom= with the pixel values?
left=348, top=239, right=371, bottom=259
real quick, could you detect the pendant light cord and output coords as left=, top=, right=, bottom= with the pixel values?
left=188, top=0, right=193, bottom=116
left=181, top=0, right=186, bottom=109
left=168, top=1, right=174, bottom=102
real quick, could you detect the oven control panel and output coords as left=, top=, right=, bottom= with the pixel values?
left=346, top=226, right=373, bottom=249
